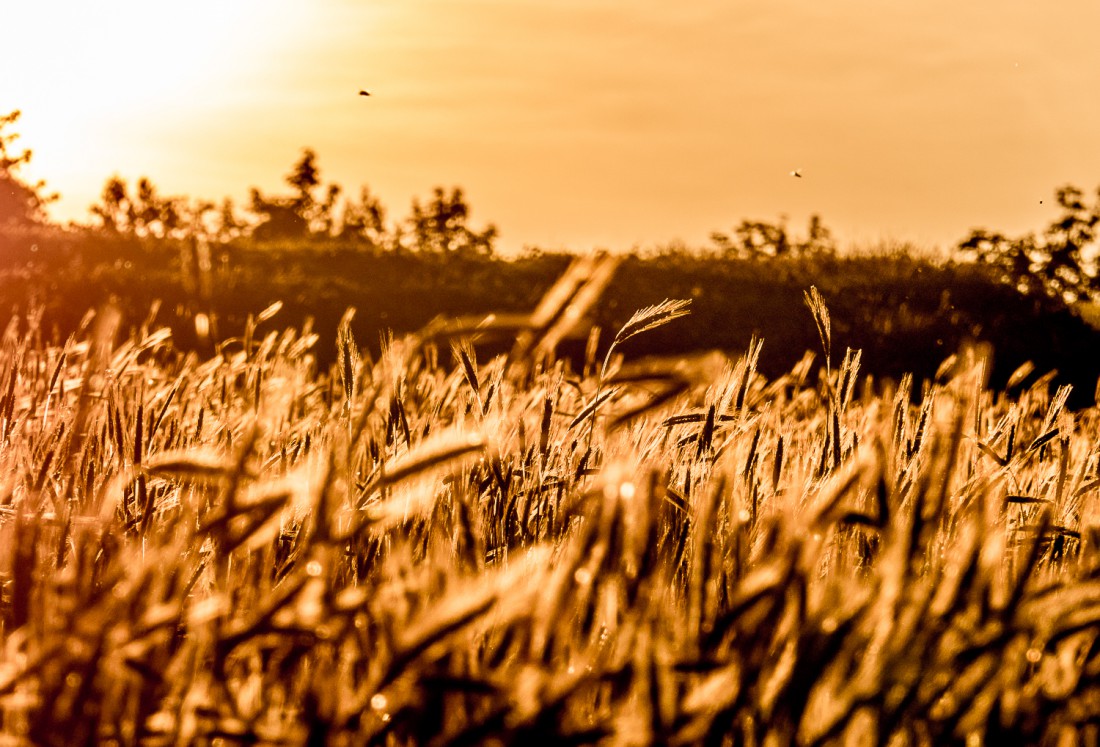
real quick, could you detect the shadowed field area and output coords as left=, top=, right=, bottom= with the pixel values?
left=3, top=231, right=1099, bottom=408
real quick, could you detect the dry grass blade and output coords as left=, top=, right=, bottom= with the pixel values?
left=609, top=379, right=690, bottom=430
left=337, top=310, right=360, bottom=408
left=612, top=298, right=692, bottom=348
left=527, top=254, right=603, bottom=330
left=451, top=339, right=481, bottom=399
left=510, top=252, right=621, bottom=365
left=148, top=373, right=184, bottom=443
left=1006, top=360, right=1035, bottom=390
left=803, top=285, right=832, bottom=371
left=144, top=448, right=237, bottom=483
left=40, top=341, right=70, bottom=425
left=1025, top=428, right=1059, bottom=454
left=256, top=300, right=283, bottom=324
left=420, top=312, right=533, bottom=344
left=568, top=387, right=619, bottom=431
left=976, top=440, right=1009, bottom=467
left=383, top=546, right=553, bottom=685
left=357, top=430, right=486, bottom=508
left=63, top=302, right=122, bottom=487
left=673, top=663, right=742, bottom=743
left=533, top=253, right=621, bottom=363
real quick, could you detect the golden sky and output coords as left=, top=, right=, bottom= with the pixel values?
left=5, top=0, right=1100, bottom=253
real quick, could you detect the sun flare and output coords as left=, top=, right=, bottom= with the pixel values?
left=3, top=0, right=312, bottom=215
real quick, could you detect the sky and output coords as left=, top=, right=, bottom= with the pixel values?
left=4, top=0, right=1100, bottom=254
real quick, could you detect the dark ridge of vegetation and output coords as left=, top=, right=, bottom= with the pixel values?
left=2, top=229, right=1099, bottom=409
left=598, top=250, right=1100, bottom=404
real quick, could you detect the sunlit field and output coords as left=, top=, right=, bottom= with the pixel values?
left=2, top=253, right=1099, bottom=745
left=5, top=0, right=1100, bottom=737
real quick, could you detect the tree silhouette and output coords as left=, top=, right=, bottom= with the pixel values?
left=90, top=176, right=132, bottom=233
left=340, top=186, right=389, bottom=250
left=403, top=187, right=497, bottom=256
left=73, top=142, right=497, bottom=254
left=251, top=148, right=342, bottom=240
left=215, top=197, right=247, bottom=242
left=250, top=187, right=309, bottom=240
left=131, top=177, right=186, bottom=238
left=710, top=214, right=835, bottom=259
left=0, top=110, right=57, bottom=229
left=89, top=175, right=188, bottom=238
left=957, top=185, right=1100, bottom=303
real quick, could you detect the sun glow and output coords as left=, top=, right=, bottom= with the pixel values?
left=3, top=0, right=312, bottom=219
left=5, top=2, right=289, bottom=113
left=3, top=1, right=1100, bottom=249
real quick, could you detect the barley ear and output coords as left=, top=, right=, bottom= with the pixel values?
left=803, top=285, right=832, bottom=373
left=337, top=310, right=360, bottom=409
left=612, top=298, right=692, bottom=348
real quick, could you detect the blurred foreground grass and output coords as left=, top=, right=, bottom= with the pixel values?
left=2, top=255, right=1100, bottom=744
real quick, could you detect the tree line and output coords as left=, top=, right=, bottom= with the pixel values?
left=0, top=111, right=843, bottom=263
left=4, top=108, right=1100, bottom=305
left=91, top=148, right=500, bottom=256
left=1, top=111, right=497, bottom=256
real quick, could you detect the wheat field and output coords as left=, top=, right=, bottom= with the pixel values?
left=1, top=255, right=1100, bottom=745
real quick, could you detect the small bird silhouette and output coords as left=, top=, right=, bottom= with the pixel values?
left=790, top=169, right=803, bottom=178
left=359, top=90, right=371, bottom=97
